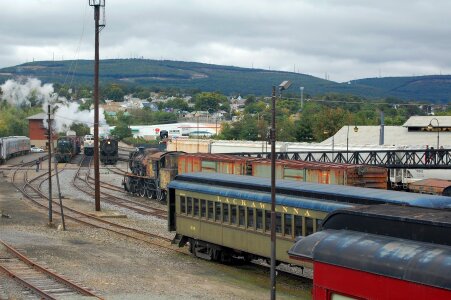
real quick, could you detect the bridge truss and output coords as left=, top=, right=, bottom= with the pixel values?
left=233, top=149, right=451, bottom=169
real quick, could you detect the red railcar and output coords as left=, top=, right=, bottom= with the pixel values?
left=288, top=205, right=451, bottom=300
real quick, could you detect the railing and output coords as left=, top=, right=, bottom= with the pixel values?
left=232, top=149, right=451, bottom=169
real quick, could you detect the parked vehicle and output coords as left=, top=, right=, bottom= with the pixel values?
left=30, top=146, right=45, bottom=153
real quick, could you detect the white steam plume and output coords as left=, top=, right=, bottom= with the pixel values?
left=0, top=78, right=106, bottom=132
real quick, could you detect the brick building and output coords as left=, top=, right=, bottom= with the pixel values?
left=27, top=113, right=57, bottom=149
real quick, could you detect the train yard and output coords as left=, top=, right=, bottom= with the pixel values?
left=0, top=152, right=311, bottom=299
left=1, top=141, right=450, bottom=299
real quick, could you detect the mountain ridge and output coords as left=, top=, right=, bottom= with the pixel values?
left=0, top=59, right=449, bottom=103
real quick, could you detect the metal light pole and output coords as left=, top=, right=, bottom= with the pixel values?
left=47, top=105, right=53, bottom=225
left=270, top=80, right=291, bottom=300
left=89, top=0, right=105, bottom=211
left=346, top=124, right=358, bottom=163
left=428, top=118, right=440, bottom=149
left=300, top=86, right=304, bottom=111
left=197, top=115, right=200, bottom=153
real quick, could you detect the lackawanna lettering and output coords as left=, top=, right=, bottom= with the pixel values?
left=204, top=194, right=314, bottom=216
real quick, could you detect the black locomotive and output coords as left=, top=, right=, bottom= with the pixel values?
left=100, top=138, right=118, bottom=165
left=124, top=148, right=181, bottom=201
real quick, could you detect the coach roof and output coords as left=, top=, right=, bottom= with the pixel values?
left=172, top=173, right=451, bottom=209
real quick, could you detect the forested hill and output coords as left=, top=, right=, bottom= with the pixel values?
left=0, top=59, right=450, bottom=103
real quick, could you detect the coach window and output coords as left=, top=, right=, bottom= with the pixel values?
left=215, top=202, right=221, bottom=222
left=180, top=196, right=186, bottom=214
left=306, top=217, right=314, bottom=235
left=256, top=209, right=263, bottom=230
left=187, top=197, right=193, bottom=215
left=276, top=212, right=282, bottom=234
left=294, top=215, right=303, bottom=236
left=201, top=199, right=206, bottom=218
left=207, top=201, right=213, bottom=220
left=265, top=210, right=271, bottom=232
left=193, top=198, right=199, bottom=217
left=223, top=203, right=229, bottom=223
left=284, top=214, right=292, bottom=236
left=239, top=206, right=245, bottom=227
left=247, top=207, right=254, bottom=229
left=230, top=205, right=237, bottom=225
left=315, top=219, right=322, bottom=232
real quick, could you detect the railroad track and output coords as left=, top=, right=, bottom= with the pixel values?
left=0, top=239, right=101, bottom=299
left=74, top=156, right=167, bottom=219
left=10, top=162, right=312, bottom=288
left=11, top=162, right=174, bottom=249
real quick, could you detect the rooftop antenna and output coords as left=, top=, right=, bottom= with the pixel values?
left=89, top=0, right=106, bottom=212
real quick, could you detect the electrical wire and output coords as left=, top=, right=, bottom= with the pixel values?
left=62, top=2, right=89, bottom=88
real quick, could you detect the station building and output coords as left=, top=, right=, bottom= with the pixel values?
left=26, top=113, right=58, bottom=149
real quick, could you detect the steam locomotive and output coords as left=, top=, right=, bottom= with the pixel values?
left=123, top=148, right=180, bottom=201
left=100, top=138, right=118, bottom=165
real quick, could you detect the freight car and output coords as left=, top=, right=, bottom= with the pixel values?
left=55, top=133, right=81, bottom=163
left=0, top=136, right=30, bottom=164
left=168, top=173, right=451, bottom=267
left=288, top=205, right=451, bottom=299
left=124, top=152, right=388, bottom=202
left=83, top=134, right=94, bottom=156
left=100, top=138, right=118, bottom=165
left=408, top=178, right=451, bottom=196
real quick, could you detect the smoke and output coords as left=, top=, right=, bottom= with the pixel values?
left=1, top=78, right=54, bottom=107
left=0, top=78, right=106, bottom=132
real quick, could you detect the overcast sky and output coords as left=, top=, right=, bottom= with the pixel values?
left=1, top=0, right=451, bottom=82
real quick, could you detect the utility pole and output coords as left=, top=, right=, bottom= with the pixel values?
left=270, top=85, right=277, bottom=300
left=270, top=80, right=292, bottom=300
left=89, top=0, right=105, bottom=211
left=47, top=104, right=53, bottom=224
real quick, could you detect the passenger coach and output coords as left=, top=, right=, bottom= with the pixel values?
left=289, top=205, right=451, bottom=299
left=168, top=173, right=353, bottom=265
left=168, top=173, right=451, bottom=267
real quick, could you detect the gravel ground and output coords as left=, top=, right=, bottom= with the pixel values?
left=0, top=160, right=312, bottom=299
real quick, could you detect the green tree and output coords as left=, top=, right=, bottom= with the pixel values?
left=110, top=123, right=132, bottom=140
left=70, top=123, right=90, bottom=136
left=104, top=84, right=125, bottom=101
left=194, top=92, right=228, bottom=111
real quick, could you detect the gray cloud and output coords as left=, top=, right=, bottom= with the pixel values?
left=1, top=0, right=451, bottom=82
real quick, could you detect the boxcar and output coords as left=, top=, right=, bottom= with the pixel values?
left=177, top=153, right=388, bottom=189
left=289, top=205, right=451, bottom=299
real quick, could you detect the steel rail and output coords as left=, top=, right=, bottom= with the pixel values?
left=0, top=239, right=101, bottom=299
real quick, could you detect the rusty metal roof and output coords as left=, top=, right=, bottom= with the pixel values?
left=409, top=178, right=451, bottom=189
